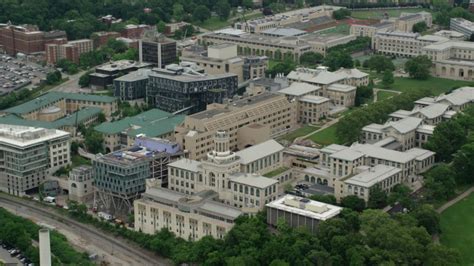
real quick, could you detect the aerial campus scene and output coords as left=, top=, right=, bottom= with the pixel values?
left=0, top=0, right=473, bottom=265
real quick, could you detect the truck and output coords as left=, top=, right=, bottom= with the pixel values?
left=98, top=212, right=113, bottom=221
left=43, top=196, right=55, bottom=204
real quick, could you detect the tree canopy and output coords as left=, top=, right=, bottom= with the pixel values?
left=412, top=21, right=428, bottom=33
left=405, top=55, right=432, bottom=80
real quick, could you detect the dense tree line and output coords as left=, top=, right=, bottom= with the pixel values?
left=424, top=105, right=474, bottom=185
left=65, top=200, right=458, bottom=265
left=336, top=88, right=431, bottom=144
left=0, top=207, right=92, bottom=265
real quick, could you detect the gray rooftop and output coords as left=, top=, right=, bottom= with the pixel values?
left=230, top=173, right=278, bottom=189
left=236, top=139, right=284, bottom=164
left=168, top=158, right=201, bottom=172
left=345, top=165, right=402, bottom=188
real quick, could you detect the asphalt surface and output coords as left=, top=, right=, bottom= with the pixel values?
left=0, top=194, right=170, bottom=266
left=0, top=246, right=22, bottom=265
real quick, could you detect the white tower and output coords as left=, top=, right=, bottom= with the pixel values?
left=39, top=228, right=52, bottom=266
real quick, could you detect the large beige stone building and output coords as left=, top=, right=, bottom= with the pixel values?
left=350, top=21, right=395, bottom=38
left=372, top=31, right=449, bottom=58
left=181, top=43, right=268, bottom=83
left=286, top=67, right=369, bottom=108
left=396, top=12, right=432, bottom=32
left=199, top=27, right=355, bottom=61
left=174, top=88, right=297, bottom=160
left=234, top=5, right=341, bottom=33
left=135, top=132, right=282, bottom=240
left=422, top=40, right=474, bottom=80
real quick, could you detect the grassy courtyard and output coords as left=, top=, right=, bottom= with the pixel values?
left=377, top=90, right=399, bottom=101
left=279, top=124, right=319, bottom=142
left=318, top=23, right=350, bottom=35
left=390, top=77, right=474, bottom=95
left=440, top=192, right=474, bottom=265
left=351, top=8, right=430, bottom=20
left=306, top=124, right=342, bottom=146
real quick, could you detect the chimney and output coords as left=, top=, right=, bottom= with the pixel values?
left=39, top=228, right=52, bottom=266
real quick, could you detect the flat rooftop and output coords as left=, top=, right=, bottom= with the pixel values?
left=143, top=187, right=242, bottom=220
left=344, top=165, right=402, bottom=188
left=189, top=92, right=282, bottom=120
left=266, top=194, right=342, bottom=221
left=230, top=173, right=278, bottom=189
left=236, top=139, right=284, bottom=164
left=0, top=124, right=69, bottom=148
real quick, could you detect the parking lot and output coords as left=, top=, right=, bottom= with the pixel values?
left=0, top=245, right=23, bottom=265
left=0, top=55, right=52, bottom=95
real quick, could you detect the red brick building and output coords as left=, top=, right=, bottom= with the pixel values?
left=121, top=24, right=151, bottom=39
left=46, top=39, right=93, bottom=64
left=0, top=23, right=66, bottom=56
left=92, top=31, right=121, bottom=48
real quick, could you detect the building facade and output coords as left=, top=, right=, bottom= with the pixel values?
left=113, top=69, right=151, bottom=101
left=146, top=63, right=238, bottom=113
left=266, top=195, right=342, bottom=234
left=139, top=31, right=177, bottom=68
left=0, top=125, right=70, bottom=196
left=450, top=18, right=474, bottom=39
left=68, top=166, right=94, bottom=203
left=174, top=89, right=297, bottom=160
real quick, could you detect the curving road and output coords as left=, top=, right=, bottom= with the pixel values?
left=0, top=194, right=170, bottom=266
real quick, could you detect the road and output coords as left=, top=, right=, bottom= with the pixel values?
left=0, top=194, right=171, bottom=266
left=0, top=246, right=22, bottom=265
left=52, top=70, right=91, bottom=93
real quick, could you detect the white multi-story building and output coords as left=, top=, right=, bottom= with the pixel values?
left=450, top=18, right=474, bottom=39
left=0, top=125, right=71, bottom=196
left=135, top=131, right=284, bottom=240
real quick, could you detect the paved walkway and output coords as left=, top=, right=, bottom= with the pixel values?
left=437, top=187, right=474, bottom=213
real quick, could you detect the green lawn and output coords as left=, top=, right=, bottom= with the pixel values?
left=279, top=125, right=319, bottom=142
left=391, top=77, right=474, bottom=95
left=318, top=23, right=350, bottom=35
left=377, top=90, right=399, bottom=101
left=306, top=124, right=341, bottom=146
left=351, top=8, right=429, bottom=20
left=263, top=167, right=290, bottom=178
left=72, top=154, right=91, bottom=167
left=197, top=17, right=232, bottom=31
left=440, top=192, right=474, bottom=265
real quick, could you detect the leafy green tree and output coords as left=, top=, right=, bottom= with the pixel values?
left=388, top=184, right=413, bottom=209
left=452, top=142, right=474, bottom=184
left=424, top=164, right=456, bottom=201
left=355, top=85, right=373, bottom=106
left=424, top=244, right=461, bottom=265
left=46, top=70, right=62, bottom=84
left=97, top=112, right=106, bottom=123
left=341, top=196, right=365, bottom=212
left=405, top=55, right=432, bottom=80
left=299, top=52, right=324, bottom=67
left=193, top=5, right=211, bottom=22
left=412, top=21, right=427, bottom=33
left=367, top=55, right=395, bottom=73
left=424, top=120, right=467, bottom=162
left=381, top=70, right=394, bottom=89
left=78, top=71, right=92, bottom=88
left=106, top=39, right=128, bottom=53
left=367, top=186, right=387, bottom=209
left=173, top=3, right=186, bottom=22
left=309, top=194, right=337, bottom=205
left=84, top=129, right=104, bottom=154
left=157, top=21, right=166, bottom=33
left=324, top=51, right=353, bottom=71
left=333, top=9, right=351, bottom=20
left=215, top=0, right=231, bottom=20
left=411, top=204, right=440, bottom=235
left=266, top=59, right=295, bottom=77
